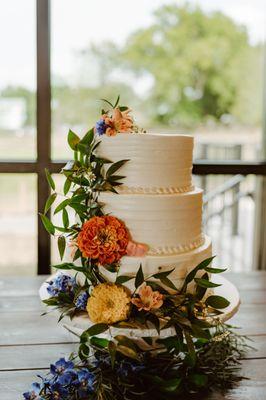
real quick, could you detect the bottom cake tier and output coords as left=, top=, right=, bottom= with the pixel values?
left=101, top=235, right=212, bottom=291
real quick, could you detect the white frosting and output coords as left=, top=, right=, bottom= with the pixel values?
left=97, top=132, right=194, bottom=191
left=99, top=188, right=203, bottom=252
left=116, top=184, right=195, bottom=195
left=79, top=236, right=212, bottom=292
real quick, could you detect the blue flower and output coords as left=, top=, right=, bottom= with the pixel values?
left=49, top=382, right=69, bottom=399
left=76, top=369, right=95, bottom=397
left=117, top=360, right=145, bottom=379
left=50, top=358, right=74, bottom=377
left=95, top=119, right=107, bottom=136
left=23, top=382, right=43, bottom=400
left=47, top=274, right=76, bottom=297
left=57, top=370, right=77, bottom=386
left=75, top=292, right=89, bottom=310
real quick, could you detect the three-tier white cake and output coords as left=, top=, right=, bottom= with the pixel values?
left=97, top=132, right=212, bottom=289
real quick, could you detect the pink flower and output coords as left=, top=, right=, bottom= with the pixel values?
left=103, top=107, right=133, bottom=136
left=131, top=283, right=164, bottom=311
left=68, top=239, right=78, bottom=259
left=126, top=241, right=149, bottom=257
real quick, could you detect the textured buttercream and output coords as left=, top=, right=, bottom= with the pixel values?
left=96, top=132, right=194, bottom=191
left=99, top=188, right=203, bottom=251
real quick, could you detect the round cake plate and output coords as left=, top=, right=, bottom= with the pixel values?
left=39, top=274, right=240, bottom=339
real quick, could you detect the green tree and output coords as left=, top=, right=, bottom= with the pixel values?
left=113, top=4, right=261, bottom=127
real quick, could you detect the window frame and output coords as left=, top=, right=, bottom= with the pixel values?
left=0, top=0, right=265, bottom=274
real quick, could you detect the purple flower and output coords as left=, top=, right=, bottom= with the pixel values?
left=50, top=358, right=74, bottom=377
left=47, top=274, right=76, bottom=297
left=95, top=119, right=107, bottom=136
left=75, top=292, right=89, bottom=310
left=23, top=382, right=43, bottom=400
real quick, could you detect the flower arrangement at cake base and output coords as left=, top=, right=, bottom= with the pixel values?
left=23, top=97, right=249, bottom=399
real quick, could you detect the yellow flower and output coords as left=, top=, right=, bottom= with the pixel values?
left=87, top=283, right=131, bottom=324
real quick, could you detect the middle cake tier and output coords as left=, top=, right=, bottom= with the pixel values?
left=99, top=188, right=204, bottom=255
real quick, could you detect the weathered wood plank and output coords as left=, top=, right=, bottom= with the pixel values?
left=0, top=334, right=263, bottom=372
left=0, top=303, right=264, bottom=346
left=1, top=359, right=265, bottom=400
left=0, top=312, right=76, bottom=345
left=0, top=296, right=44, bottom=312
left=0, top=276, right=48, bottom=297
left=226, top=272, right=266, bottom=292
left=229, top=304, right=266, bottom=335
left=0, top=343, right=77, bottom=371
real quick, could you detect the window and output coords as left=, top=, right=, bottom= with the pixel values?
left=0, top=0, right=265, bottom=275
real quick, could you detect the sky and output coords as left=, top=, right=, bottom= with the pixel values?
left=0, top=0, right=265, bottom=90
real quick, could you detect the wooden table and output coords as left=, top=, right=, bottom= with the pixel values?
left=0, top=272, right=265, bottom=399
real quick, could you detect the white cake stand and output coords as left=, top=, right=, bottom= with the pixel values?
left=39, top=273, right=240, bottom=340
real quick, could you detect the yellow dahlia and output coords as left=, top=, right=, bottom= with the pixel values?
left=87, top=283, right=131, bottom=324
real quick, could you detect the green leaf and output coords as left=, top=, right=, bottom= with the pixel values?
left=101, top=98, right=114, bottom=108
left=45, top=168, right=55, bottom=190
left=62, top=208, right=69, bottom=228
left=69, top=203, right=88, bottom=214
left=86, top=323, right=109, bottom=337
left=58, top=235, right=66, bottom=260
left=73, top=249, right=82, bottom=262
left=54, top=226, right=72, bottom=233
left=147, top=313, right=160, bottom=334
left=117, top=345, right=139, bottom=360
left=206, top=295, right=230, bottom=309
left=160, top=378, right=182, bottom=393
left=108, top=341, right=117, bottom=369
left=90, top=337, right=109, bottom=349
left=194, top=278, right=222, bottom=288
left=115, top=335, right=137, bottom=352
left=108, top=175, right=126, bottom=182
left=157, top=336, right=181, bottom=352
left=189, top=373, right=208, bottom=388
left=184, top=256, right=216, bottom=287
left=44, top=192, right=57, bottom=214
left=63, top=179, right=71, bottom=195
left=52, top=262, right=73, bottom=270
left=68, top=129, right=80, bottom=150
left=115, top=275, right=134, bottom=284
left=159, top=276, right=178, bottom=291
left=118, top=106, right=129, bottom=112
left=205, top=267, right=227, bottom=274
left=106, top=159, right=129, bottom=178
left=40, top=213, right=55, bottom=235
left=113, top=94, right=120, bottom=108
left=184, top=331, right=196, bottom=366
left=152, top=268, right=175, bottom=279
left=54, top=199, right=71, bottom=215
left=196, top=272, right=208, bottom=300
left=191, top=324, right=211, bottom=339
left=79, top=128, right=94, bottom=146
left=78, top=343, right=90, bottom=361
left=135, top=264, right=144, bottom=288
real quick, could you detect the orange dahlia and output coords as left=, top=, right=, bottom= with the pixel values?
left=77, top=216, right=129, bottom=265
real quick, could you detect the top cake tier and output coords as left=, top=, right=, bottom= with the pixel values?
left=97, top=133, right=194, bottom=193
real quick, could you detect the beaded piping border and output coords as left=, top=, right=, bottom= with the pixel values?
left=117, top=184, right=194, bottom=195
left=147, top=235, right=205, bottom=256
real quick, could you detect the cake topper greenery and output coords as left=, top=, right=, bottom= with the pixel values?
left=24, top=97, right=250, bottom=399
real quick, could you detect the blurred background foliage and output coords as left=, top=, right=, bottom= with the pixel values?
left=1, top=4, right=263, bottom=130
